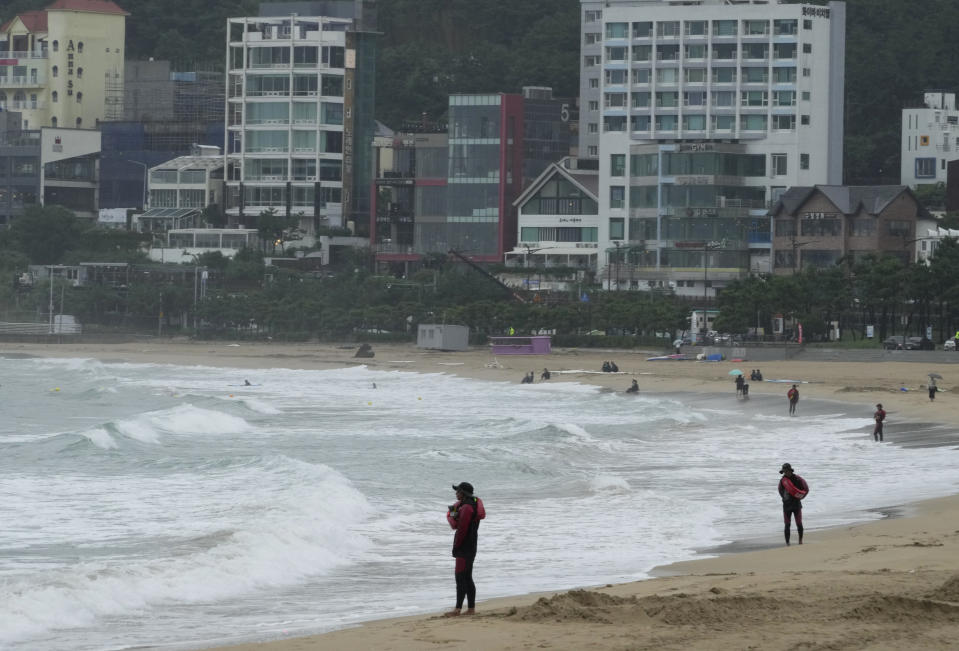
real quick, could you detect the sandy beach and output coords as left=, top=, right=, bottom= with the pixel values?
left=4, top=340, right=959, bottom=650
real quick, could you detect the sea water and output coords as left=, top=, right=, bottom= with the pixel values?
left=2, top=356, right=958, bottom=651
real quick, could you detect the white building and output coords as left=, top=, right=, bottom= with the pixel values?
left=585, top=0, right=845, bottom=296
left=901, top=92, right=959, bottom=188
left=916, top=226, right=959, bottom=265
left=508, top=157, right=601, bottom=272
left=0, top=0, right=127, bottom=130
left=224, top=5, right=377, bottom=235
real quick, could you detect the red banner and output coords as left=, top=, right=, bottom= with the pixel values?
left=798, top=323, right=803, bottom=344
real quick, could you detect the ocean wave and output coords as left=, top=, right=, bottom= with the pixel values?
left=0, top=456, right=372, bottom=647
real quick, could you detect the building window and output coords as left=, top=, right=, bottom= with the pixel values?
left=803, top=43, right=812, bottom=54
left=772, top=154, right=788, bottom=176
left=800, top=154, right=809, bottom=170
left=589, top=78, right=599, bottom=89
left=51, top=116, right=58, bottom=127
left=30, top=93, right=37, bottom=108
left=610, top=185, right=625, bottom=209
left=657, top=21, right=680, bottom=37
left=52, top=91, right=58, bottom=102
left=76, top=117, right=82, bottom=127
left=887, top=220, right=912, bottom=237
left=604, top=116, right=626, bottom=132
left=802, top=91, right=811, bottom=101
left=76, top=92, right=82, bottom=103
left=802, top=67, right=811, bottom=77
left=77, top=67, right=83, bottom=78
left=605, top=22, right=628, bottom=39
left=53, top=40, right=59, bottom=52
left=588, top=100, right=599, bottom=111
left=803, top=19, right=812, bottom=29
left=588, top=122, right=598, bottom=134
left=633, top=21, right=652, bottom=38
left=915, top=158, right=936, bottom=178
left=772, top=115, right=795, bottom=130
left=585, top=32, right=600, bottom=45
left=610, top=217, right=625, bottom=240
left=587, top=146, right=598, bottom=157
left=52, top=65, right=58, bottom=77
left=801, top=114, right=810, bottom=125
left=78, top=41, right=83, bottom=53
left=685, top=20, right=707, bottom=36
left=610, top=154, right=626, bottom=176
left=585, top=10, right=602, bottom=23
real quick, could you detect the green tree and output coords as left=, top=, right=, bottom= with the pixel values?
left=8, top=205, right=86, bottom=264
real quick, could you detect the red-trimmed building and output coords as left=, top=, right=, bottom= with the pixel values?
left=0, top=0, right=128, bottom=129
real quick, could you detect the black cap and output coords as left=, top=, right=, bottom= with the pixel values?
left=779, top=463, right=793, bottom=474
left=452, top=482, right=474, bottom=495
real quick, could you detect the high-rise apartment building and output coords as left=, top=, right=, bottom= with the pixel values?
left=224, top=2, right=376, bottom=236
left=901, top=92, right=959, bottom=189
left=0, top=0, right=128, bottom=130
left=582, top=0, right=845, bottom=295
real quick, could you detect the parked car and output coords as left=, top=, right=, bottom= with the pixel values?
left=882, top=335, right=905, bottom=350
left=945, top=339, right=957, bottom=351
left=905, top=336, right=935, bottom=350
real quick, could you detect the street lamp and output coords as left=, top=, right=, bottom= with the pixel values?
left=702, top=239, right=724, bottom=340
left=125, top=159, right=148, bottom=210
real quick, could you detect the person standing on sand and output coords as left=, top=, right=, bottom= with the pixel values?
left=445, top=482, right=485, bottom=617
left=778, top=463, right=809, bottom=546
left=929, top=378, right=937, bottom=402
left=873, top=403, right=886, bottom=442
left=735, top=374, right=744, bottom=396
left=787, top=384, right=799, bottom=415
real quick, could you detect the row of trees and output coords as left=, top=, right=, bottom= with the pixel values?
left=715, top=239, right=959, bottom=343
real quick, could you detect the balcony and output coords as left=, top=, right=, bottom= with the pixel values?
left=0, top=51, right=47, bottom=59
left=0, top=75, right=45, bottom=88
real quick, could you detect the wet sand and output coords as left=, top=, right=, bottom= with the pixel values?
left=3, top=341, right=959, bottom=650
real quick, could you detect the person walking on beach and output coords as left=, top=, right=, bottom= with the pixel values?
left=787, top=385, right=799, bottom=415
left=735, top=374, right=744, bottom=396
left=929, top=378, right=937, bottom=401
left=445, top=482, right=485, bottom=617
left=778, top=463, right=809, bottom=546
left=873, top=403, right=886, bottom=442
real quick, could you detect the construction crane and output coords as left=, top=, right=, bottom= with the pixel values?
left=447, top=249, right=527, bottom=303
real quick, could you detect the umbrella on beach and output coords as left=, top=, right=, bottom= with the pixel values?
left=929, top=372, right=943, bottom=379
left=728, top=369, right=744, bottom=376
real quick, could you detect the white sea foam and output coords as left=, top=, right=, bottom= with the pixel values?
left=78, top=427, right=118, bottom=450
left=0, top=457, right=372, bottom=646
left=4, top=358, right=959, bottom=650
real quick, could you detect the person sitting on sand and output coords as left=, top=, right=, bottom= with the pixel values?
left=520, top=372, right=532, bottom=384
left=446, top=482, right=485, bottom=617
left=244, top=379, right=252, bottom=386
left=778, top=463, right=809, bottom=546
left=756, top=369, right=764, bottom=381
left=626, top=379, right=639, bottom=394
left=609, top=361, right=619, bottom=372
left=602, top=361, right=611, bottom=373
left=541, top=368, right=551, bottom=381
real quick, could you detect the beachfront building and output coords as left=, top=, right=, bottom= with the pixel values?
left=584, top=0, right=846, bottom=297
left=506, top=157, right=601, bottom=279
left=372, top=89, right=571, bottom=271
left=224, top=2, right=377, bottom=238
left=136, top=146, right=225, bottom=237
left=0, top=110, right=101, bottom=223
left=0, top=0, right=128, bottom=130
left=0, top=111, right=40, bottom=226
left=901, top=92, right=959, bottom=189
left=769, top=185, right=927, bottom=274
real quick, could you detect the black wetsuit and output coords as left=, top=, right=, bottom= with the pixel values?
left=451, top=497, right=481, bottom=610
left=778, top=474, right=808, bottom=545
